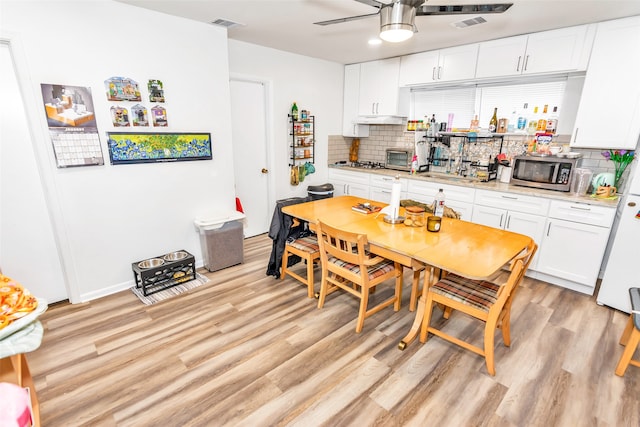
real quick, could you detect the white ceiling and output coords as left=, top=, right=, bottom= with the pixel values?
left=116, top=0, right=640, bottom=64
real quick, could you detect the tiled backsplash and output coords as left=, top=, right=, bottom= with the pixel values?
left=328, top=124, right=627, bottom=188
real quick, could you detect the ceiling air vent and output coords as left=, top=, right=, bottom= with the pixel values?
left=210, top=18, right=244, bottom=29
left=450, top=16, right=487, bottom=29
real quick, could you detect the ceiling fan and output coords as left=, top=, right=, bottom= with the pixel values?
left=314, top=1, right=513, bottom=43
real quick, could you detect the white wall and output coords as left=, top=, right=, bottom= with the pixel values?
left=1, top=1, right=236, bottom=302
left=227, top=40, right=344, bottom=201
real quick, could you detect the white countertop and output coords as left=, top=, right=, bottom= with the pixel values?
left=329, top=165, right=619, bottom=208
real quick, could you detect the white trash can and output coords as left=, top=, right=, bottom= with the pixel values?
left=194, top=212, right=245, bottom=272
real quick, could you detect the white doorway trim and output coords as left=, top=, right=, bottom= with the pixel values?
left=230, top=73, right=275, bottom=236
left=0, top=32, right=76, bottom=302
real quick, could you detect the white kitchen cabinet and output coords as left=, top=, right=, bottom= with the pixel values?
left=369, top=174, right=407, bottom=204
left=358, top=58, right=401, bottom=116
left=475, top=25, right=593, bottom=79
left=342, top=64, right=370, bottom=138
left=399, top=44, right=479, bottom=86
left=406, top=180, right=475, bottom=221
left=471, top=190, right=549, bottom=270
left=328, top=169, right=370, bottom=198
left=535, top=200, right=615, bottom=295
left=571, top=16, right=640, bottom=149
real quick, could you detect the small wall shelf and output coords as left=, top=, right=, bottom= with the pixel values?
left=289, top=114, right=315, bottom=166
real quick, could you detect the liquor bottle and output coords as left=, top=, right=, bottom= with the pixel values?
left=517, top=103, right=528, bottom=131
left=527, top=106, right=539, bottom=134
left=537, top=104, right=548, bottom=132
left=546, top=106, right=559, bottom=134
left=508, top=108, right=517, bottom=133
left=291, top=102, right=298, bottom=120
left=489, top=108, right=498, bottom=133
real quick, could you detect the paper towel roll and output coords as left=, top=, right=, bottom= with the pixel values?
left=389, top=181, right=401, bottom=219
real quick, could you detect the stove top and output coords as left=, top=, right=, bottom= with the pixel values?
left=350, top=161, right=386, bottom=169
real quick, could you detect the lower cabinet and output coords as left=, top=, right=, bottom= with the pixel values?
left=471, top=190, right=549, bottom=271
left=328, top=169, right=370, bottom=198
left=534, top=200, right=615, bottom=295
left=406, top=180, right=475, bottom=221
left=369, top=174, right=407, bottom=204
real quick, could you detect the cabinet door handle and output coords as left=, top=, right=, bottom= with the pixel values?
left=516, top=55, right=522, bottom=72
left=506, top=215, right=511, bottom=229
left=547, top=222, right=552, bottom=236
left=499, top=214, right=504, bottom=228
left=381, top=190, right=392, bottom=194
left=570, top=205, right=591, bottom=211
left=500, top=195, right=518, bottom=200
left=376, top=102, right=379, bottom=115
left=573, top=127, right=579, bottom=143
left=437, top=66, right=442, bottom=80
left=353, top=124, right=356, bottom=135
left=371, top=103, right=375, bottom=114
left=432, top=66, right=437, bottom=81
left=523, top=54, right=530, bottom=71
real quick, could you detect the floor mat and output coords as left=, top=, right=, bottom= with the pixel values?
left=130, top=272, right=210, bottom=305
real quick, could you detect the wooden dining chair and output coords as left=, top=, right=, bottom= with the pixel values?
left=316, top=220, right=403, bottom=333
left=420, top=240, right=537, bottom=375
left=615, top=287, right=640, bottom=376
left=281, top=235, right=321, bottom=298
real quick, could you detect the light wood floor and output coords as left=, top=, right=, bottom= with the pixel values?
left=29, top=233, right=639, bottom=426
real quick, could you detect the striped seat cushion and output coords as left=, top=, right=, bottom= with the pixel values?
left=431, top=273, right=500, bottom=312
left=327, top=256, right=395, bottom=280
left=288, top=236, right=319, bottom=253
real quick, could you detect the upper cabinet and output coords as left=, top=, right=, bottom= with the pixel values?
left=475, top=25, right=594, bottom=79
left=358, top=58, right=402, bottom=116
left=342, top=64, right=370, bottom=137
left=571, top=16, right=640, bottom=149
left=399, top=44, right=479, bottom=86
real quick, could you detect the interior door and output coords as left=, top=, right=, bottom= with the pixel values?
left=230, top=79, right=270, bottom=237
left=0, top=42, right=67, bottom=302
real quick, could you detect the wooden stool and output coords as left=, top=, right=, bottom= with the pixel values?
left=281, top=235, right=320, bottom=298
left=615, top=287, right=640, bottom=376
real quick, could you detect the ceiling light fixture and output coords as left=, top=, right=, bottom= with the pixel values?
left=379, top=2, right=416, bottom=43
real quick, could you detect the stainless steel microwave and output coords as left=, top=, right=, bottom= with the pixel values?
left=385, top=147, right=428, bottom=172
left=511, top=155, right=577, bottom=192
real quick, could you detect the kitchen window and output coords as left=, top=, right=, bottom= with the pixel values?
left=411, top=77, right=570, bottom=131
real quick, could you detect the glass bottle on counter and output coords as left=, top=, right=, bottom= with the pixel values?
left=489, top=108, right=498, bottom=133
left=433, top=188, right=445, bottom=217
left=537, top=104, right=548, bottom=132
left=470, top=114, right=479, bottom=131
left=527, top=106, right=539, bottom=134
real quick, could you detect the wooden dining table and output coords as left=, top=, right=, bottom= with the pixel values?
left=282, top=195, right=533, bottom=348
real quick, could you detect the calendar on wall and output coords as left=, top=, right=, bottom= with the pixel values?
left=40, top=83, right=105, bottom=168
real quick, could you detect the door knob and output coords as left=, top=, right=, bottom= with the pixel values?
left=261, top=168, right=268, bottom=174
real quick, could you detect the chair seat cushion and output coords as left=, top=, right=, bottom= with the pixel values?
left=327, top=256, right=395, bottom=280
left=288, top=236, right=319, bottom=253
left=431, top=273, right=500, bottom=312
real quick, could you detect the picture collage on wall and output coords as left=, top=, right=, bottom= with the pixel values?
left=104, top=77, right=167, bottom=127
left=40, top=83, right=105, bottom=168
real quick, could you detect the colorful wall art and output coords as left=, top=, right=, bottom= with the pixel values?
left=105, top=77, right=141, bottom=102
left=107, top=132, right=212, bottom=165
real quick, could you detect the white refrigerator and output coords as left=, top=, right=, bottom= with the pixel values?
left=597, top=164, right=640, bottom=313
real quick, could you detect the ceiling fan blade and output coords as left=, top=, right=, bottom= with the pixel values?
left=314, top=12, right=381, bottom=26
left=416, top=3, right=513, bottom=15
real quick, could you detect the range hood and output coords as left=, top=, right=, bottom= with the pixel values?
left=354, top=115, right=407, bottom=125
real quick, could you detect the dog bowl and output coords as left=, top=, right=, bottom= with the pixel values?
left=138, top=258, right=165, bottom=269
left=163, top=251, right=189, bottom=261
